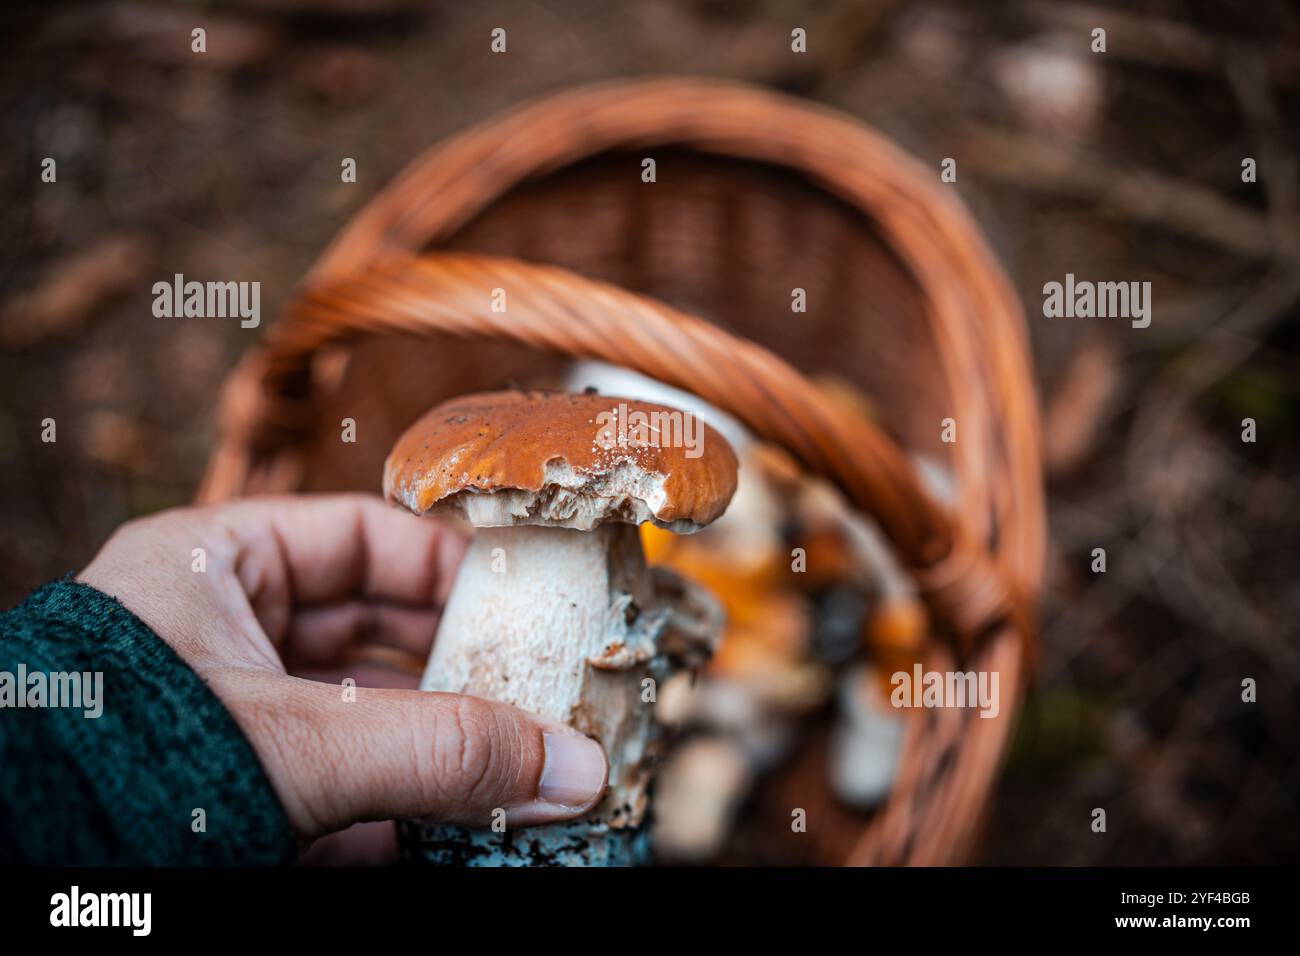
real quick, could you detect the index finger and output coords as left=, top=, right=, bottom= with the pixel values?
left=210, top=493, right=467, bottom=609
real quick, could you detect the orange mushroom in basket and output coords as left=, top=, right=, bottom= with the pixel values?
left=383, top=389, right=736, bottom=866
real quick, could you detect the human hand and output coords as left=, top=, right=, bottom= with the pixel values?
left=77, top=494, right=609, bottom=863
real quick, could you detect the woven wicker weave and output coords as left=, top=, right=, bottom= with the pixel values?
left=198, top=78, right=1045, bottom=866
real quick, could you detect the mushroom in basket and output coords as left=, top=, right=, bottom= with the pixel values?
left=384, top=389, right=735, bottom=865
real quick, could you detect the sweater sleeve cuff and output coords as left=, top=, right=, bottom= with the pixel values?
left=0, top=579, right=299, bottom=865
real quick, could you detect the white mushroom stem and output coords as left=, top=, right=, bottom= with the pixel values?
left=420, top=522, right=691, bottom=844
left=828, top=664, right=906, bottom=809
left=652, top=735, right=753, bottom=862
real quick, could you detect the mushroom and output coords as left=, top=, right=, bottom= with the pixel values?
left=828, top=663, right=906, bottom=808
left=383, top=389, right=737, bottom=865
left=652, top=735, right=753, bottom=863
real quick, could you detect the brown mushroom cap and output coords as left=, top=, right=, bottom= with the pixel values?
left=384, top=389, right=739, bottom=532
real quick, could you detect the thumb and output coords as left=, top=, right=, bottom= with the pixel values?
left=214, top=670, right=609, bottom=839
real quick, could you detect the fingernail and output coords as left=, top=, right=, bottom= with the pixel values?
left=539, top=732, right=607, bottom=809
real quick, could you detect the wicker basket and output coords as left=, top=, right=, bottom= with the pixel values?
left=198, top=78, right=1045, bottom=866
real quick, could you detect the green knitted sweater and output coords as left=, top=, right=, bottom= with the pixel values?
left=0, top=580, right=298, bottom=865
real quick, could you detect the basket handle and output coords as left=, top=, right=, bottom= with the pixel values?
left=256, top=250, right=1030, bottom=658
left=295, top=77, right=1043, bottom=627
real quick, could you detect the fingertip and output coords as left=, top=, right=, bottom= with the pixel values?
left=537, top=731, right=609, bottom=812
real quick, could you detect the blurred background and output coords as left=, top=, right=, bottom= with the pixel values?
left=2, top=0, right=1297, bottom=864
